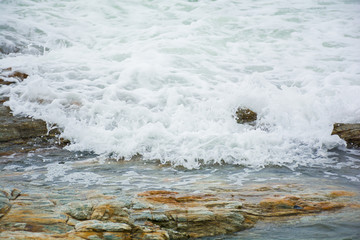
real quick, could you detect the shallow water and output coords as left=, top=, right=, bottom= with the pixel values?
left=1, top=147, right=360, bottom=239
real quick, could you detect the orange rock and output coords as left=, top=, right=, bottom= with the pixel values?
left=138, top=190, right=179, bottom=197
left=316, top=202, right=345, bottom=211
left=328, top=191, right=356, bottom=198
left=138, top=191, right=180, bottom=205
left=259, top=198, right=294, bottom=209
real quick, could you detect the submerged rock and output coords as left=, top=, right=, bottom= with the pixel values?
left=332, top=123, right=360, bottom=148
left=235, top=107, right=257, bottom=124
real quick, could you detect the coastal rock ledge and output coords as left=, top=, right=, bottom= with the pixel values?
left=0, top=186, right=358, bottom=240
left=0, top=68, right=68, bottom=155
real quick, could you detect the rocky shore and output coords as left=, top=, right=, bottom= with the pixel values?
left=1, top=69, right=360, bottom=239
left=0, top=68, right=69, bottom=157
left=1, top=181, right=358, bottom=239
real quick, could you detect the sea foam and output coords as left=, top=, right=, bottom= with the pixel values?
left=1, top=0, right=360, bottom=168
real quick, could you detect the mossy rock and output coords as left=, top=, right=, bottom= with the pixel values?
left=235, top=108, right=257, bottom=124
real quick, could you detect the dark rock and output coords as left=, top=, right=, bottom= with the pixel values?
left=331, top=123, right=360, bottom=148
left=10, top=189, right=21, bottom=200
left=8, top=71, right=28, bottom=81
left=0, top=115, right=48, bottom=142
left=0, top=67, right=28, bottom=85
left=0, top=98, right=67, bottom=156
left=0, top=78, right=17, bottom=85
left=235, top=107, right=257, bottom=124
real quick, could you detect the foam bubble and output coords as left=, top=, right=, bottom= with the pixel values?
left=1, top=0, right=360, bottom=168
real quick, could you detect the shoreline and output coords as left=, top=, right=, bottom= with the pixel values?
left=1, top=70, right=360, bottom=239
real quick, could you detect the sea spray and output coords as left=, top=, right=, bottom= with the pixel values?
left=1, top=0, right=360, bottom=168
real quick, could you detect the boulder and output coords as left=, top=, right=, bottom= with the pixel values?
left=332, top=123, right=360, bottom=148
left=235, top=107, right=257, bottom=124
left=0, top=99, right=66, bottom=156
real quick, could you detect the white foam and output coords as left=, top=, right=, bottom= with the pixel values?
left=1, top=0, right=360, bottom=168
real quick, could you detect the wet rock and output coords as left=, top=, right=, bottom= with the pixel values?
left=8, top=70, right=29, bottom=81
left=0, top=183, right=358, bottom=239
left=235, top=107, right=257, bottom=124
left=0, top=109, right=48, bottom=142
left=0, top=102, right=66, bottom=156
left=75, top=220, right=132, bottom=232
left=0, top=67, right=28, bottom=85
left=0, top=194, right=11, bottom=218
left=0, top=78, right=16, bottom=85
left=332, top=123, right=360, bottom=148
left=244, top=194, right=349, bottom=218
left=0, top=231, right=84, bottom=240
left=65, top=200, right=131, bottom=224
left=132, top=224, right=170, bottom=240
left=10, top=188, right=21, bottom=200
left=91, top=201, right=130, bottom=223
left=0, top=192, right=72, bottom=235
left=327, top=190, right=356, bottom=198
left=0, top=69, right=68, bottom=156
left=140, top=231, right=170, bottom=240
left=67, top=217, right=81, bottom=226
left=65, top=201, right=94, bottom=220
left=136, top=191, right=246, bottom=238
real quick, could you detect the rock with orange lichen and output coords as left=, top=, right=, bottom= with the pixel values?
left=0, top=186, right=358, bottom=240
left=134, top=189, right=358, bottom=238
left=243, top=194, right=351, bottom=218
left=64, top=200, right=131, bottom=224
left=74, top=220, right=132, bottom=232
left=135, top=190, right=245, bottom=238
left=132, top=225, right=170, bottom=240
left=328, top=190, right=356, bottom=198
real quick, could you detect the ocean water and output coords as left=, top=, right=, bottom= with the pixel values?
left=1, top=0, right=360, bottom=169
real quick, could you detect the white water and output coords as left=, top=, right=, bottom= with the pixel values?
left=1, top=0, right=360, bottom=168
